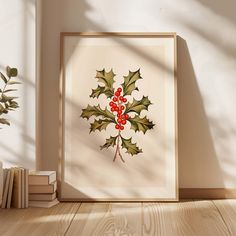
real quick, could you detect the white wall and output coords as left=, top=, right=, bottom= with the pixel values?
left=0, top=0, right=36, bottom=169
left=40, top=0, right=236, bottom=188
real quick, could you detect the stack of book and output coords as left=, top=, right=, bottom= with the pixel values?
left=28, top=171, right=59, bottom=208
left=1, top=167, right=29, bottom=209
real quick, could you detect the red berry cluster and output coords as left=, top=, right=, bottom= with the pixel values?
left=109, top=87, right=129, bottom=130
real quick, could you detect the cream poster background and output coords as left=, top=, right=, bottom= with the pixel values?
left=61, top=35, right=177, bottom=200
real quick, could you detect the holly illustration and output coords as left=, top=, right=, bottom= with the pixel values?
left=81, top=68, right=155, bottom=162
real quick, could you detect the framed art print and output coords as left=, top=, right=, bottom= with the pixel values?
left=59, top=32, right=178, bottom=201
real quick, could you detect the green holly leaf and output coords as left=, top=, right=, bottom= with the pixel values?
left=91, top=69, right=115, bottom=98
left=90, top=85, right=113, bottom=99
left=81, top=104, right=115, bottom=121
left=0, top=118, right=10, bottom=126
left=125, top=96, right=152, bottom=115
left=129, top=115, right=155, bottom=134
left=90, top=119, right=112, bottom=133
left=121, top=69, right=142, bottom=96
left=96, top=69, right=115, bottom=88
left=121, top=137, right=142, bottom=156
left=100, top=135, right=118, bottom=150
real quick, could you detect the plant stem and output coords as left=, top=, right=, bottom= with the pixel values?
left=1, top=76, right=10, bottom=98
left=113, top=131, right=125, bottom=163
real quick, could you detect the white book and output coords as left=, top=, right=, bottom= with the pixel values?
left=28, top=181, right=57, bottom=194
left=1, top=169, right=10, bottom=208
left=29, top=192, right=56, bottom=201
left=6, top=168, right=15, bottom=208
left=0, top=168, right=7, bottom=207
left=24, top=169, right=29, bottom=208
left=29, top=198, right=59, bottom=208
left=29, top=171, right=56, bottom=185
left=20, top=168, right=25, bottom=208
left=12, top=168, right=22, bottom=208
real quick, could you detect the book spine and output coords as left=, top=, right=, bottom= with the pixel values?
left=6, top=168, right=15, bottom=208
left=25, top=169, right=29, bottom=208
left=21, top=168, right=25, bottom=208
left=1, top=169, right=10, bottom=209
left=28, top=172, right=56, bottom=185
left=12, top=168, right=21, bottom=208
left=28, top=181, right=57, bottom=194
left=18, top=168, right=22, bottom=208
left=29, top=192, right=56, bottom=201
left=28, top=176, right=49, bottom=185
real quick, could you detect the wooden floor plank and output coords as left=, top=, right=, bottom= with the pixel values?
left=0, top=203, right=80, bottom=236
left=66, top=202, right=142, bottom=236
left=0, top=208, right=28, bottom=236
left=66, top=203, right=110, bottom=236
left=1, top=201, right=235, bottom=236
left=213, top=199, right=236, bottom=235
left=142, top=200, right=230, bottom=236
left=108, top=203, right=142, bottom=235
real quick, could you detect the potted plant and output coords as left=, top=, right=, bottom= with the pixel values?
left=0, top=66, right=20, bottom=206
left=0, top=66, right=20, bottom=126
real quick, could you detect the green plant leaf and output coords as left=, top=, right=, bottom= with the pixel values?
left=3, top=89, right=17, bottom=93
left=129, top=115, right=155, bottom=134
left=90, top=119, right=112, bottom=133
left=8, top=81, right=21, bottom=85
left=0, top=72, right=7, bottom=83
left=125, top=96, right=152, bottom=115
left=121, top=69, right=142, bottom=96
left=91, top=69, right=115, bottom=98
left=0, top=103, right=5, bottom=112
left=100, top=135, right=118, bottom=150
left=0, top=94, right=18, bottom=103
left=81, top=104, right=115, bottom=121
left=9, top=101, right=19, bottom=109
left=6, top=66, right=18, bottom=77
left=0, top=118, right=10, bottom=126
left=121, top=137, right=142, bottom=156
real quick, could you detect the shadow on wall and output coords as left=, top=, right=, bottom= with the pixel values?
left=177, top=37, right=224, bottom=188
left=40, top=0, right=172, bottom=172
left=39, top=0, right=91, bottom=170
left=40, top=0, right=232, bottom=189
left=0, top=63, right=35, bottom=168
left=0, top=0, right=36, bottom=169
left=197, top=0, right=236, bottom=25
left=191, top=0, right=236, bottom=187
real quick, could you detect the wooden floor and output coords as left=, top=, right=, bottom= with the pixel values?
left=0, top=200, right=236, bottom=236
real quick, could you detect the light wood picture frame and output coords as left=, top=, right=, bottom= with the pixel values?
left=59, top=32, right=178, bottom=201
